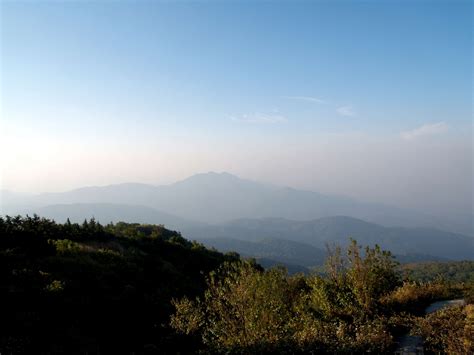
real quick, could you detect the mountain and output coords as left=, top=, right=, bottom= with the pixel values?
left=21, top=203, right=203, bottom=232
left=184, top=216, right=474, bottom=261
left=2, top=172, right=472, bottom=235
left=197, top=237, right=325, bottom=270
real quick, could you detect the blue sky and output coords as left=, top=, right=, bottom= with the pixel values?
left=0, top=1, right=472, bottom=213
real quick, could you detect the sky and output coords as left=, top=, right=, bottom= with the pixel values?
left=0, top=0, right=472, bottom=215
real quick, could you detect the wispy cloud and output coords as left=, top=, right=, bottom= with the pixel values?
left=401, top=122, right=448, bottom=140
left=231, top=113, right=287, bottom=124
left=336, top=106, right=356, bottom=117
left=285, top=96, right=362, bottom=118
left=284, top=96, right=325, bottom=104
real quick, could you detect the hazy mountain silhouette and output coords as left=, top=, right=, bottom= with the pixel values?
left=1, top=172, right=472, bottom=236
left=23, top=203, right=203, bottom=231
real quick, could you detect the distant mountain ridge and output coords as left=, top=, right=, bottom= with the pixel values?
left=198, top=237, right=326, bottom=269
left=2, top=174, right=473, bottom=264
left=185, top=216, right=474, bottom=261
left=24, top=203, right=203, bottom=231
left=1, top=172, right=472, bottom=236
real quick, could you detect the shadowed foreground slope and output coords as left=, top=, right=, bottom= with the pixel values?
left=1, top=215, right=472, bottom=354
left=0, top=215, right=237, bottom=353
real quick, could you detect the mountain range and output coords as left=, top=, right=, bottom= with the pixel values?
left=198, top=236, right=327, bottom=273
left=186, top=216, right=474, bottom=266
left=1, top=172, right=472, bottom=235
left=1, top=172, right=473, bottom=267
left=20, top=203, right=203, bottom=231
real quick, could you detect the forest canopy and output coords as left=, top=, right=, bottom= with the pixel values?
left=0, top=215, right=472, bottom=354
left=0, top=215, right=238, bottom=353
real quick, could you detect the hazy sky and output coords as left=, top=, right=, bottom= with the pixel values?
left=0, top=1, right=472, bottom=215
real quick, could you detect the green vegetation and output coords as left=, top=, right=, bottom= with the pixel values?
left=402, top=260, right=474, bottom=283
left=0, top=215, right=238, bottom=353
left=171, top=240, right=473, bottom=353
left=1, top=215, right=472, bottom=353
left=172, top=241, right=399, bottom=353
left=411, top=304, right=474, bottom=354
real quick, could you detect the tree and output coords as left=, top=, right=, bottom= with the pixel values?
left=171, top=260, right=300, bottom=352
left=171, top=240, right=401, bottom=353
left=346, top=240, right=400, bottom=314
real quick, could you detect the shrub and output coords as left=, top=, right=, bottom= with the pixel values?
left=413, top=304, right=473, bottom=354
left=171, top=261, right=300, bottom=352
left=171, top=241, right=401, bottom=353
left=381, top=281, right=450, bottom=311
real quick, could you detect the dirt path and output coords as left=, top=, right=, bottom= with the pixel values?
left=393, top=298, right=465, bottom=354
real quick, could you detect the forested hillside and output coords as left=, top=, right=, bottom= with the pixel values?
left=403, top=261, right=474, bottom=283
left=187, top=216, right=474, bottom=261
left=0, top=216, right=237, bottom=353
left=1, top=216, right=472, bottom=354
left=196, top=237, right=326, bottom=272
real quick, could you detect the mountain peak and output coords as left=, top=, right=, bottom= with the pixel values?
left=196, top=171, right=239, bottom=179
left=176, top=172, right=244, bottom=184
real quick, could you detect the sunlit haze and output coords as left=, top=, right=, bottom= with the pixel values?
left=1, top=1, right=472, bottom=216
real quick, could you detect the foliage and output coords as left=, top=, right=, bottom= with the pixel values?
left=172, top=261, right=301, bottom=352
left=2, top=214, right=469, bottom=353
left=402, top=260, right=474, bottom=284
left=0, top=215, right=237, bottom=353
left=412, top=304, right=474, bottom=354
left=310, top=240, right=400, bottom=319
left=172, top=240, right=402, bottom=353
left=381, top=280, right=452, bottom=313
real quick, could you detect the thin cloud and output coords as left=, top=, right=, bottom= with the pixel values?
left=336, top=106, right=356, bottom=117
left=231, top=113, right=287, bottom=124
left=401, top=122, right=448, bottom=140
left=284, top=96, right=325, bottom=104
left=285, top=97, right=362, bottom=119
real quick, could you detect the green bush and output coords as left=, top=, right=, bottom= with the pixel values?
left=172, top=261, right=300, bottom=352
left=171, top=240, right=402, bottom=353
